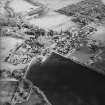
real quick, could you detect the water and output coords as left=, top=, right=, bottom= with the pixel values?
left=26, top=53, right=105, bottom=105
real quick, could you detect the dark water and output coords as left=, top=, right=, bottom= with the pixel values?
left=26, top=53, right=105, bottom=105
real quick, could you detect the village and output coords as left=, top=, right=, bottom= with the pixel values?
left=0, top=0, right=105, bottom=105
